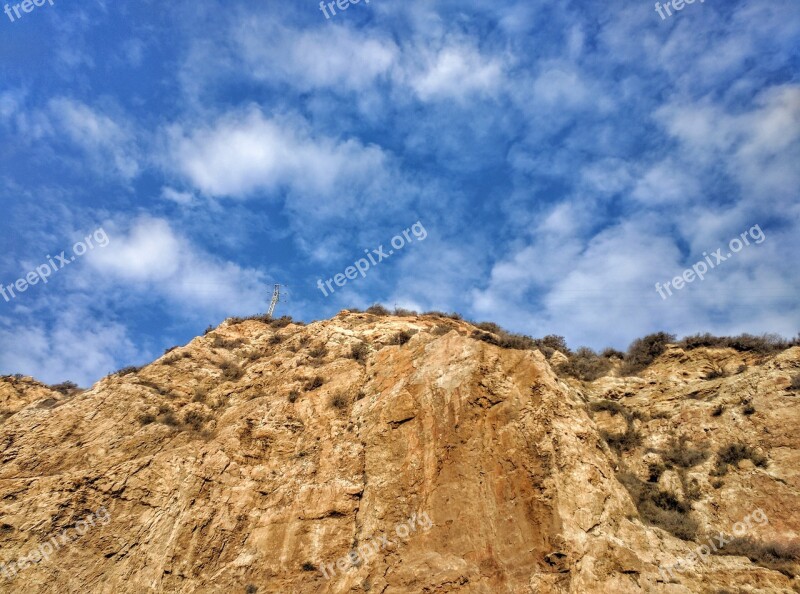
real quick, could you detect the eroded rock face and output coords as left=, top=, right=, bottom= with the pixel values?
left=0, top=313, right=797, bottom=593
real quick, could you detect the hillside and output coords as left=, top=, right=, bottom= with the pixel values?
left=0, top=311, right=798, bottom=593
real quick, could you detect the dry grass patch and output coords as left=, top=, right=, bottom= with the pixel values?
left=304, top=375, right=324, bottom=391
left=329, top=392, right=348, bottom=410
left=392, top=330, right=413, bottom=346
left=308, top=345, right=328, bottom=359
left=712, top=443, right=768, bottom=476
left=557, top=347, right=612, bottom=381
left=617, top=471, right=699, bottom=541
left=219, top=361, right=243, bottom=381
left=350, top=342, right=369, bottom=363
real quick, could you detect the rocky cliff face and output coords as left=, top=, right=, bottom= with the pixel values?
left=0, top=311, right=797, bottom=593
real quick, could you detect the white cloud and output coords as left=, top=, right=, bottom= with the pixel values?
left=0, top=90, right=24, bottom=120
left=0, top=90, right=53, bottom=140
left=580, top=159, right=634, bottom=196
left=229, top=12, right=506, bottom=105
left=655, top=84, right=800, bottom=204
left=0, top=311, right=142, bottom=387
left=470, top=211, right=800, bottom=349
left=404, top=42, right=504, bottom=102
left=167, top=107, right=386, bottom=199
left=161, top=187, right=195, bottom=205
left=48, top=98, right=139, bottom=180
left=235, top=22, right=397, bottom=92
left=531, top=66, right=590, bottom=108
left=86, top=215, right=268, bottom=315
left=631, top=160, right=702, bottom=206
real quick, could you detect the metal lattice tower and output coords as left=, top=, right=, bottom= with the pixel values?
left=267, top=284, right=281, bottom=317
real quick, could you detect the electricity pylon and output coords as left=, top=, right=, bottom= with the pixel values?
left=267, top=284, right=281, bottom=317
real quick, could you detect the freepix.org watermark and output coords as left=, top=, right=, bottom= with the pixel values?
left=319, top=0, right=370, bottom=20
left=4, top=0, right=55, bottom=24
left=1, top=227, right=110, bottom=304
left=659, top=508, right=767, bottom=582
left=655, top=0, right=705, bottom=21
left=318, top=511, right=433, bottom=580
left=316, top=221, right=427, bottom=298
left=0, top=506, right=111, bottom=581
left=655, top=224, right=765, bottom=300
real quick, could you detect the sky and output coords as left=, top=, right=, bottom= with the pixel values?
left=0, top=0, right=798, bottom=386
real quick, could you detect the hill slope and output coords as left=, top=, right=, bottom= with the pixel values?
left=0, top=311, right=798, bottom=593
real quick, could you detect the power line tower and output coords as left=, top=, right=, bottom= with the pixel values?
left=267, top=284, right=281, bottom=317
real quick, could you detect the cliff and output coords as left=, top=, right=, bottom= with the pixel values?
left=0, top=311, right=797, bottom=593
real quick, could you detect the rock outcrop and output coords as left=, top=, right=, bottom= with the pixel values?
left=0, top=311, right=797, bottom=593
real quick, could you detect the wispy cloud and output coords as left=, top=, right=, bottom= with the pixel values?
left=48, top=98, right=140, bottom=180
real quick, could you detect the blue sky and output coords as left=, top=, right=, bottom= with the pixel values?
left=0, top=0, right=798, bottom=386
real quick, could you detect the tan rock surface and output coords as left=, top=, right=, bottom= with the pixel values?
left=0, top=313, right=797, bottom=593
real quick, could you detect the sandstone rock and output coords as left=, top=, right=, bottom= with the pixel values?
left=0, top=316, right=797, bottom=593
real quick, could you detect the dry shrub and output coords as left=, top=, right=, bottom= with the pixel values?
left=269, top=316, right=295, bottom=328
left=157, top=405, right=179, bottom=427
left=471, top=327, right=571, bottom=356
left=719, top=536, right=800, bottom=577
left=49, top=381, right=79, bottom=395
left=680, top=332, right=797, bottom=354
left=329, top=392, right=348, bottom=410
left=601, top=428, right=643, bottom=453
left=648, top=462, right=666, bottom=483
left=309, top=346, right=328, bottom=359
left=590, top=400, right=645, bottom=454
left=601, top=347, right=625, bottom=359
left=472, top=330, right=537, bottom=351
left=557, top=347, right=612, bottom=381
left=617, top=471, right=698, bottom=541
left=589, top=400, right=646, bottom=423
left=621, top=332, right=676, bottom=376
left=662, top=439, right=711, bottom=469
left=212, top=336, right=244, bottom=349
left=726, top=537, right=800, bottom=561
left=537, top=335, right=570, bottom=356
left=366, top=304, right=391, bottom=316
left=392, top=330, right=413, bottom=346
left=424, top=311, right=462, bottom=320
left=219, top=361, right=243, bottom=381
left=712, top=443, right=768, bottom=475
left=590, top=400, right=629, bottom=417
left=304, top=376, right=324, bottom=391
left=183, top=410, right=206, bottom=431
left=474, top=321, right=504, bottom=334
left=115, top=366, right=142, bottom=377
left=138, top=413, right=156, bottom=425
left=703, top=366, right=728, bottom=380
left=350, top=342, right=369, bottom=363
left=228, top=314, right=273, bottom=325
